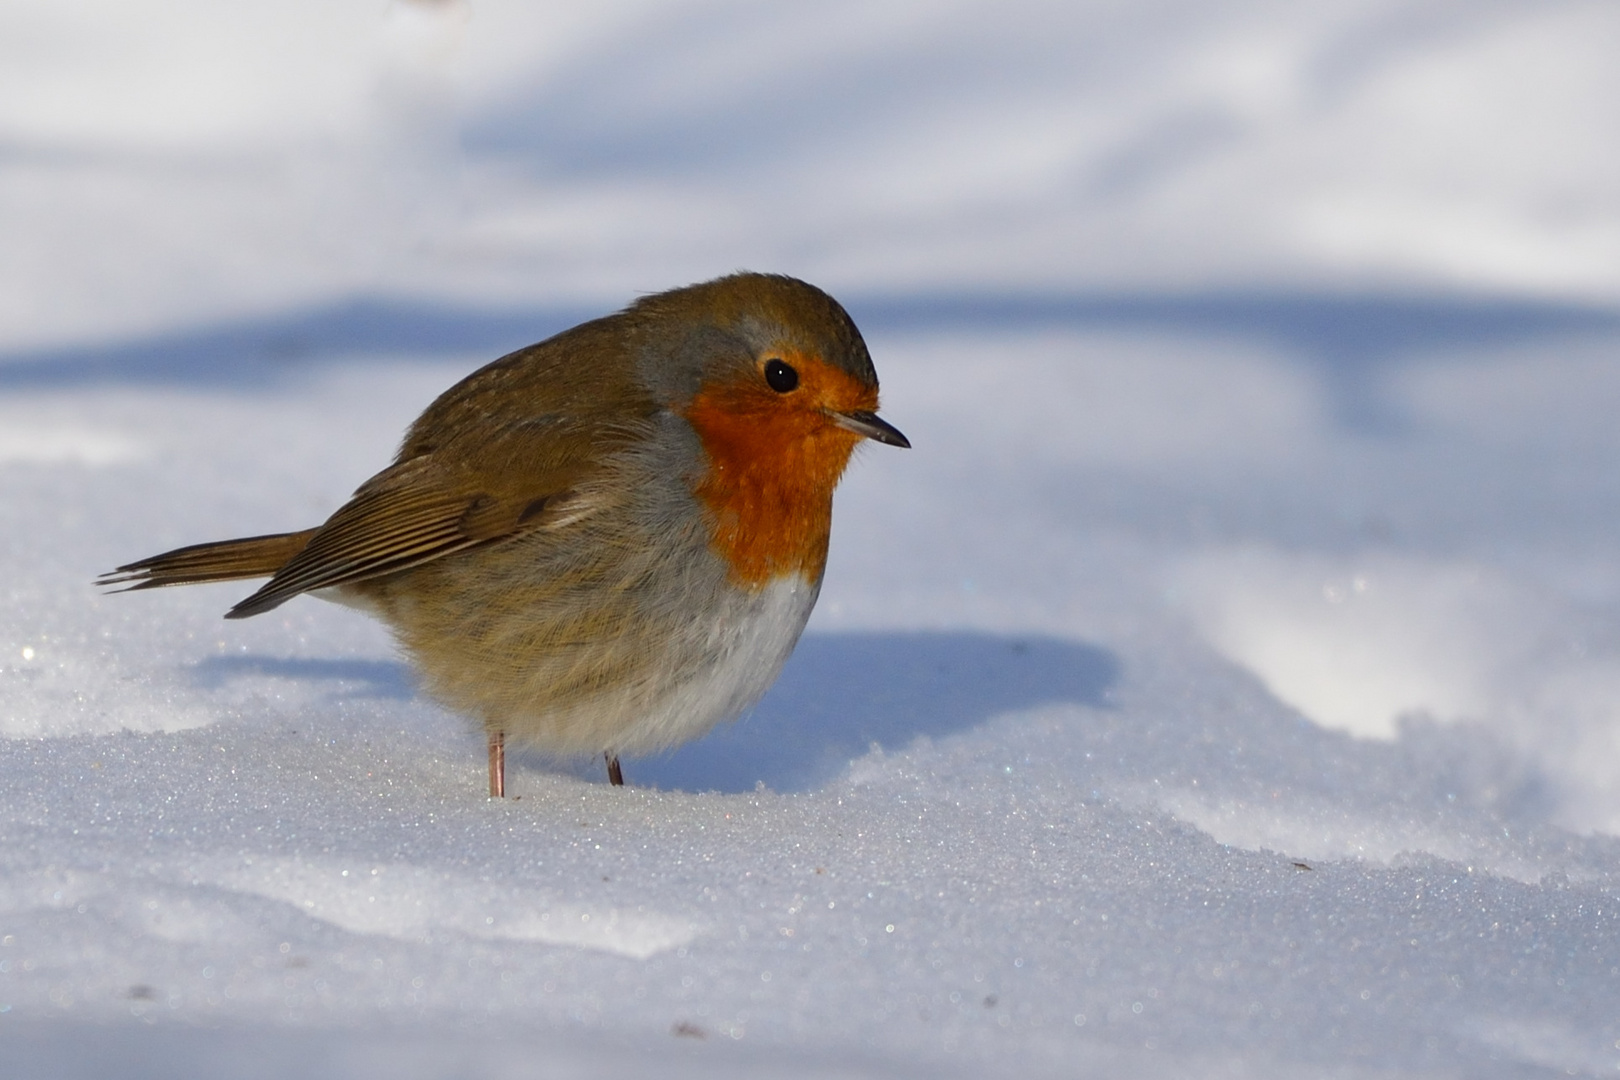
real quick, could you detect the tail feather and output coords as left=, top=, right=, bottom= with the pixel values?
left=98, top=530, right=317, bottom=593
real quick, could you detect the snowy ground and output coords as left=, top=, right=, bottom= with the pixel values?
left=4, top=2, right=1620, bottom=1078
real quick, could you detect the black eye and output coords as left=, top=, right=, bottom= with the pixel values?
left=764, top=358, right=798, bottom=393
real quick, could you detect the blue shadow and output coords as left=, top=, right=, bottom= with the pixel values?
left=192, top=655, right=418, bottom=701
left=624, top=630, right=1118, bottom=794
left=0, top=298, right=594, bottom=390
left=5, top=290, right=1616, bottom=435
left=184, top=633, right=1117, bottom=795
left=848, top=291, right=1620, bottom=433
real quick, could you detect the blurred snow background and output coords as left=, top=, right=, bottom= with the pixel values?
left=3, top=1, right=1620, bottom=1077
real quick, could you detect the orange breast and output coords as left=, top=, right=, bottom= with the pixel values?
left=684, top=351, right=876, bottom=587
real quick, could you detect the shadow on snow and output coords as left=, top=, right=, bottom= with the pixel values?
left=626, top=630, right=1118, bottom=794
left=192, top=655, right=418, bottom=701
left=4, top=290, right=1617, bottom=435
left=186, top=630, right=1119, bottom=796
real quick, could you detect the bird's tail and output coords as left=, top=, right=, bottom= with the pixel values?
left=98, top=530, right=317, bottom=593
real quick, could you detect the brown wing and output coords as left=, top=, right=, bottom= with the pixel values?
left=118, top=315, right=657, bottom=620
left=225, top=430, right=600, bottom=620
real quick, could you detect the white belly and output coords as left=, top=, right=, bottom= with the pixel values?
left=607, top=572, right=820, bottom=755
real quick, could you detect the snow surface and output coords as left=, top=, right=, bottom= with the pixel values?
left=4, top=2, right=1620, bottom=1077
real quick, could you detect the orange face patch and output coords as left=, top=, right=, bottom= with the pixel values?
left=684, top=348, right=879, bottom=587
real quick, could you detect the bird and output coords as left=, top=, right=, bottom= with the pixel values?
left=99, top=272, right=909, bottom=797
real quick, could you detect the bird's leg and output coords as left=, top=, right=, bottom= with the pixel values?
left=606, top=754, right=623, bottom=787
left=488, top=731, right=506, bottom=798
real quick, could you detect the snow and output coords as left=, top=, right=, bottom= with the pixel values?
left=4, top=2, right=1620, bottom=1077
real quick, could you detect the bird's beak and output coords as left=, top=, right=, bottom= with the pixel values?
left=830, top=409, right=910, bottom=448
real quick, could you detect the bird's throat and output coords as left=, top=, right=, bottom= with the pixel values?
left=684, top=391, right=859, bottom=587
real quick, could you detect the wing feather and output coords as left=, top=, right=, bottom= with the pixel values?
left=225, top=451, right=594, bottom=619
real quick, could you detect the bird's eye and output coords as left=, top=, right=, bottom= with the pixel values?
left=764, top=358, right=799, bottom=393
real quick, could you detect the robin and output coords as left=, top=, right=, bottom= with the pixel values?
left=100, top=272, right=908, bottom=797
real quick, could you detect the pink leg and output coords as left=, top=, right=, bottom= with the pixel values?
left=489, top=731, right=506, bottom=798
